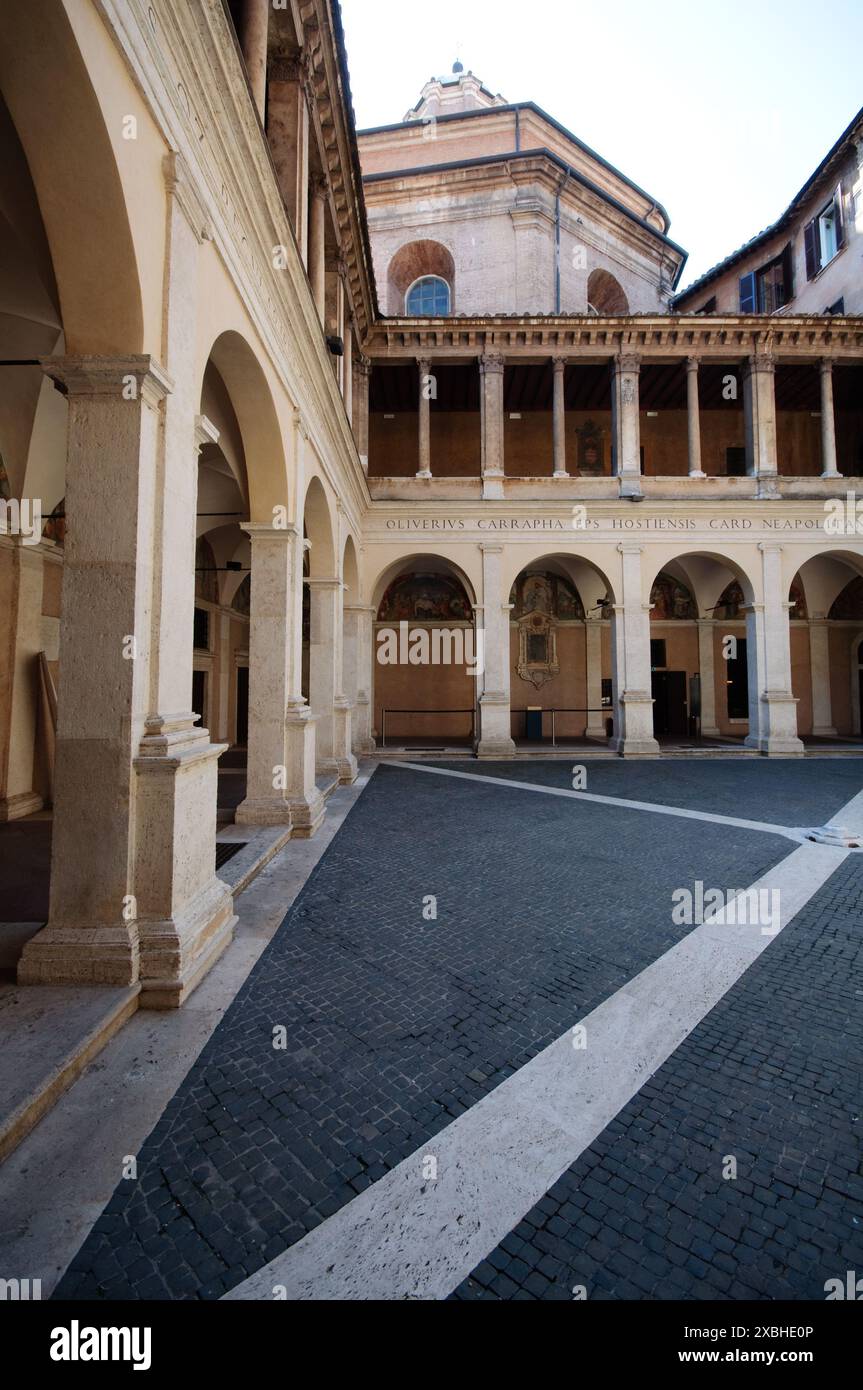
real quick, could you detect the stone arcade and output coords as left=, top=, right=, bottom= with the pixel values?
left=0, top=0, right=862, bottom=1017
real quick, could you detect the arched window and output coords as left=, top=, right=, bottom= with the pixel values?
left=406, top=275, right=451, bottom=315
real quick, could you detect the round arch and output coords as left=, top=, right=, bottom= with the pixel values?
left=202, top=331, right=289, bottom=523
left=0, top=0, right=144, bottom=353
left=342, top=533, right=360, bottom=602
left=587, top=269, right=629, bottom=316
left=302, top=474, right=336, bottom=579
left=370, top=552, right=478, bottom=615
left=387, top=240, right=456, bottom=315
left=502, top=549, right=617, bottom=608
left=643, top=550, right=758, bottom=615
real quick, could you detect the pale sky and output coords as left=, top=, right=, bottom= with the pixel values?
left=339, top=0, right=863, bottom=289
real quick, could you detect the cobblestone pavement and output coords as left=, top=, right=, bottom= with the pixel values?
left=51, top=761, right=860, bottom=1300
left=452, top=853, right=863, bottom=1301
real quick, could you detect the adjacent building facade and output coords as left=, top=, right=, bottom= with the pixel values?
left=1, top=2, right=862, bottom=1012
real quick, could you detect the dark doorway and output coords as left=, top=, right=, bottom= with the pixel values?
left=652, top=670, right=688, bottom=736
left=236, top=666, right=249, bottom=747
left=192, top=669, right=207, bottom=728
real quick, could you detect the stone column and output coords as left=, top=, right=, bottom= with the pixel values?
left=552, top=356, right=568, bottom=477
left=744, top=543, right=804, bottom=755
left=235, top=525, right=296, bottom=826
left=268, top=48, right=310, bottom=261
left=417, top=356, right=432, bottom=478
left=480, top=353, right=505, bottom=499
left=612, top=352, right=642, bottom=497
left=353, top=357, right=370, bottom=472
left=348, top=604, right=376, bottom=753
left=819, top=359, right=840, bottom=478
left=239, top=0, right=269, bottom=121
left=743, top=353, right=778, bottom=483
left=686, top=356, right=706, bottom=478
left=584, top=617, right=607, bottom=740
left=0, top=538, right=45, bottom=821
left=308, top=175, right=328, bottom=323
left=343, top=315, right=353, bottom=418
left=696, top=619, right=721, bottom=737
left=609, top=543, right=659, bottom=755
left=308, top=578, right=357, bottom=783
left=17, top=353, right=220, bottom=995
left=476, top=543, right=516, bottom=756
left=808, top=615, right=837, bottom=737
left=284, top=415, right=325, bottom=835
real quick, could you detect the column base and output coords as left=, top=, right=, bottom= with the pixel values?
left=688, top=470, right=707, bottom=479
left=482, top=474, right=505, bottom=499
left=609, top=690, right=659, bottom=755
left=618, top=477, right=643, bottom=499
left=476, top=738, right=516, bottom=757
left=552, top=469, right=569, bottom=479
left=415, top=469, right=432, bottom=479
left=811, top=725, right=838, bottom=738
left=820, top=470, right=841, bottom=480
left=332, top=698, right=358, bottom=783
left=700, top=725, right=722, bottom=739
left=236, top=796, right=293, bottom=827
left=0, top=790, right=44, bottom=822
left=138, top=876, right=236, bottom=1009
left=584, top=723, right=608, bottom=741
left=285, top=699, right=326, bottom=835
left=18, top=921, right=140, bottom=989
left=744, top=692, right=804, bottom=756
left=134, top=718, right=237, bottom=1006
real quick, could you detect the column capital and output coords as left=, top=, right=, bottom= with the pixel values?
left=685, top=354, right=700, bottom=372
left=479, top=352, right=505, bottom=375
left=615, top=351, right=641, bottom=374
left=416, top=355, right=432, bottom=373
left=269, top=43, right=311, bottom=85
left=195, top=414, right=220, bottom=452
left=43, top=355, right=173, bottom=404
left=616, top=542, right=643, bottom=555
left=354, top=356, right=372, bottom=378
left=162, top=151, right=210, bottom=243
left=819, top=356, right=836, bottom=375
left=310, top=172, right=329, bottom=200
left=479, top=542, right=504, bottom=554
left=745, top=352, right=775, bottom=376
left=551, top=355, right=567, bottom=371
left=757, top=541, right=783, bottom=554
left=242, top=522, right=298, bottom=543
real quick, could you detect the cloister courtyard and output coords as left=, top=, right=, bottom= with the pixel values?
left=2, top=756, right=861, bottom=1303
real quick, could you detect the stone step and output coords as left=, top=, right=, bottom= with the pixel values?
left=0, top=983, right=140, bottom=1165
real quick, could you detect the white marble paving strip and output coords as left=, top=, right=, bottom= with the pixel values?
left=225, top=829, right=849, bottom=1301
left=395, top=762, right=805, bottom=838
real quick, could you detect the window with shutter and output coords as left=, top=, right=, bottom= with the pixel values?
left=804, top=220, right=818, bottom=280
left=739, top=271, right=756, bottom=313
left=834, top=183, right=845, bottom=249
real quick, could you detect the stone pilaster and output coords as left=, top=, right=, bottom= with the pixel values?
left=267, top=47, right=311, bottom=261
left=480, top=353, right=505, bottom=499
left=744, top=543, right=804, bottom=755
left=417, top=356, right=432, bottom=478
left=353, top=358, right=370, bottom=472
left=308, top=175, right=328, bottom=323
left=552, top=356, right=568, bottom=477
left=686, top=356, right=706, bottom=478
left=0, top=538, right=45, bottom=821
left=743, top=353, right=778, bottom=486
left=236, top=524, right=296, bottom=826
left=612, top=352, right=642, bottom=497
left=819, top=360, right=840, bottom=478
left=476, top=543, right=516, bottom=756
left=696, top=620, right=721, bottom=737
left=238, top=0, right=269, bottom=120
left=808, top=615, right=837, bottom=737
left=609, top=544, right=659, bottom=755
left=584, top=617, right=607, bottom=740
left=308, top=577, right=356, bottom=782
